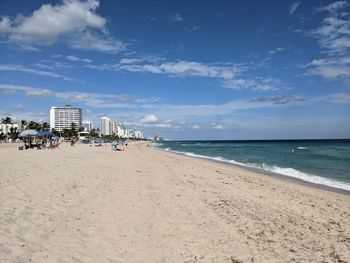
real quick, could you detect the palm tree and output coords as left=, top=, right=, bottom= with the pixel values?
left=28, top=121, right=40, bottom=131
left=1, top=117, right=12, bottom=142
left=62, top=128, right=71, bottom=139
left=1, top=117, right=12, bottom=124
left=89, top=129, right=99, bottom=138
left=70, top=122, right=78, bottom=137
left=20, top=120, right=27, bottom=131
left=9, top=127, right=19, bottom=141
left=42, top=122, right=50, bottom=131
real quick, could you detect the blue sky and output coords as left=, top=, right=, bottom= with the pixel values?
left=0, top=0, right=349, bottom=139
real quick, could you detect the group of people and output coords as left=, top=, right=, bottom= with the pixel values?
left=19, top=137, right=59, bottom=150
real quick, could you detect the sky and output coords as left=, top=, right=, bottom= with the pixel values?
left=0, top=0, right=349, bottom=140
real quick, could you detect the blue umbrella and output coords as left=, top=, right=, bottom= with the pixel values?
left=18, top=129, right=39, bottom=137
left=39, top=131, right=53, bottom=137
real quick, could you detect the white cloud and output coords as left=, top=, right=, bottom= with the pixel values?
left=119, top=58, right=143, bottom=64
left=0, top=64, right=76, bottom=81
left=250, top=95, right=306, bottom=105
left=0, top=16, right=11, bottom=34
left=317, top=1, right=348, bottom=13
left=223, top=78, right=256, bottom=90
left=306, top=2, right=350, bottom=81
left=212, top=124, right=223, bottom=129
left=268, top=47, right=286, bottom=54
left=56, top=92, right=90, bottom=102
left=85, top=58, right=285, bottom=91
left=155, top=123, right=172, bottom=128
left=306, top=56, right=350, bottom=79
left=35, top=63, right=54, bottom=70
left=69, top=31, right=126, bottom=53
left=327, top=93, right=350, bottom=103
left=17, top=44, right=41, bottom=52
left=0, top=83, right=160, bottom=109
left=66, top=55, right=92, bottom=63
left=0, top=0, right=126, bottom=53
left=0, top=84, right=54, bottom=97
left=12, top=104, right=25, bottom=111
left=223, top=77, right=280, bottom=91
left=26, top=89, right=53, bottom=97
left=169, top=13, right=184, bottom=23
left=192, top=124, right=200, bottom=129
left=289, top=1, right=302, bottom=14
left=2, top=0, right=105, bottom=44
left=117, top=60, right=238, bottom=79
left=311, top=2, right=350, bottom=54
left=139, top=114, right=158, bottom=123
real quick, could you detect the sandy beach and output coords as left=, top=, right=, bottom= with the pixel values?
left=0, top=142, right=349, bottom=262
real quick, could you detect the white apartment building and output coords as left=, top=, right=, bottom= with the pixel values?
left=100, top=117, right=113, bottom=136
left=0, top=123, right=23, bottom=135
left=50, top=105, right=82, bottom=131
left=129, top=130, right=144, bottom=139
left=82, top=121, right=93, bottom=132
left=124, top=127, right=129, bottom=138
left=114, top=123, right=125, bottom=137
left=135, top=130, right=144, bottom=139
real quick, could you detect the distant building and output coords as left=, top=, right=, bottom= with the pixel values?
left=50, top=105, right=82, bottom=131
left=129, top=129, right=136, bottom=138
left=82, top=121, right=93, bottom=132
left=100, top=116, right=113, bottom=136
left=115, top=123, right=125, bottom=137
left=0, top=122, right=23, bottom=135
left=123, top=126, right=129, bottom=138
left=154, top=135, right=164, bottom=141
left=129, top=130, right=144, bottom=139
left=135, top=130, right=144, bottom=139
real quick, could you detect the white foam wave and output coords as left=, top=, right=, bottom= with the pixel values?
left=152, top=142, right=163, bottom=147
left=297, top=146, right=308, bottom=150
left=160, top=148, right=350, bottom=191
left=180, top=143, right=209, bottom=147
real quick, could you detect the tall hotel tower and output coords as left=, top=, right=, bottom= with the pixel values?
left=100, top=116, right=113, bottom=136
left=50, top=105, right=82, bottom=131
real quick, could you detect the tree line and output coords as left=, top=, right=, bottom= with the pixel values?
left=0, top=117, right=99, bottom=141
left=1, top=116, right=146, bottom=142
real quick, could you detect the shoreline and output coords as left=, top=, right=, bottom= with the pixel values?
left=153, top=145, right=350, bottom=196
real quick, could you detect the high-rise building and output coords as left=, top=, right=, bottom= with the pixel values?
left=82, top=121, right=93, bottom=132
left=50, top=105, right=82, bottom=131
left=135, top=130, right=144, bottom=139
left=100, top=117, right=113, bottom=135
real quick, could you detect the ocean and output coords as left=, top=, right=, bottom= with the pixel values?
left=154, top=140, right=350, bottom=191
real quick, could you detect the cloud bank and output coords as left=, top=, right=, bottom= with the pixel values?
left=0, top=0, right=126, bottom=53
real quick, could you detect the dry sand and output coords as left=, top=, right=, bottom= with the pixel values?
left=0, top=142, right=349, bottom=263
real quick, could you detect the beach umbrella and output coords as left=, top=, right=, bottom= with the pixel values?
left=18, top=129, right=39, bottom=137
left=39, top=131, right=53, bottom=137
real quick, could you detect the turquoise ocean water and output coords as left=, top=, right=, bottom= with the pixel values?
left=155, top=140, right=350, bottom=191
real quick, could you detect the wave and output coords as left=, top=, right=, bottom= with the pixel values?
left=297, top=146, right=308, bottom=150
left=152, top=142, right=163, bottom=147
left=158, top=147, right=350, bottom=191
left=180, top=143, right=210, bottom=147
